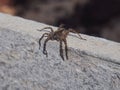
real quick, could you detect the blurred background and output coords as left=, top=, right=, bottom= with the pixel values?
left=0, top=0, right=120, bottom=42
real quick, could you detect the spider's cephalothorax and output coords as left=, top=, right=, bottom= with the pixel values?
left=37, top=24, right=86, bottom=60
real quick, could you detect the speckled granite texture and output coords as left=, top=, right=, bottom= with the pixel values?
left=0, top=13, right=120, bottom=90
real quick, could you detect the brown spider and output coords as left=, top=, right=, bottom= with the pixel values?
left=37, top=24, right=86, bottom=60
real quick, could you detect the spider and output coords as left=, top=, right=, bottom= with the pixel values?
left=37, top=24, right=86, bottom=60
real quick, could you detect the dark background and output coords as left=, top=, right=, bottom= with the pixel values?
left=0, top=0, right=120, bottom=42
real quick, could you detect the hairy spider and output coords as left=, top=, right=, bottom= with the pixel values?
left=37, top=24, right=86, bottom=60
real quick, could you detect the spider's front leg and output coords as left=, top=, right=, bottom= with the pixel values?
left=78, top=34, right=86, bottom=40
left=63, top=39, right=68, bottom=60
left=39, top=33, right=48, bottom=49
left=38, top=27, right=54, bottom=33
left=43, top=38, right=50, bottom=57
left=69, top=28, right=86, bottom=40
left=59, top=41, right=64, bottom=60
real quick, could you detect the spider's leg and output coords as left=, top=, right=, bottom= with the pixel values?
left=77, top=34, right=86, bottom=40
left=39, top=33, right=48, bottom=49
left=63, top=39, right=68, bottom=60
left=69, top=28, right=86, bottom=40
left=43, top=38, right=50, bottom=57
left=59, top=41, right=64, bottom=60
left=73, top=30, right=86, bottom=40
left=59, top=24, right=64, bottom=28
left=38, top=27, right=54, bottom=33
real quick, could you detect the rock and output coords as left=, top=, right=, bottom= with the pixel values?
left=0, top=13, right=120, bottom=90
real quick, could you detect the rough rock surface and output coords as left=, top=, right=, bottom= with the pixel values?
left=0, top=13, right=120, bottom=90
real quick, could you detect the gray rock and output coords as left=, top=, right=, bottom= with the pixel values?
left=0, top=13, right=120, bottom=90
